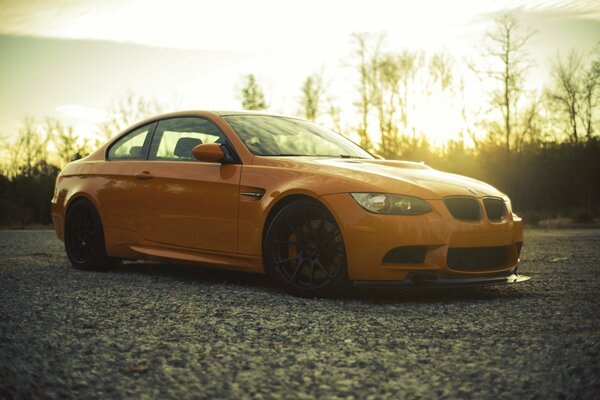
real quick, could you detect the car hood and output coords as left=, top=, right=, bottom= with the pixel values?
left=253, top=157, right=506, bottom=200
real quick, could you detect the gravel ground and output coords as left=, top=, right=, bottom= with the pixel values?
left=1, top=229, right=599, bottom=399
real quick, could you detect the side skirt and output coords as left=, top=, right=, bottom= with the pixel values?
left=129, top=245, right=264, bottom=273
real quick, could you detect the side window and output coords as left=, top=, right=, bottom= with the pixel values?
left=107, top=123, right=154, bottom=160
left=149, top=117, right=225, bottom=161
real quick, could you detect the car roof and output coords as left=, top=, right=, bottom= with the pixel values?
left=212, top=110, right=290, bottom=118
left=142, top=110, right=296, bottom=121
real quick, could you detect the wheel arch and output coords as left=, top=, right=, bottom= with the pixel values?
left=63, top=190, right=120, bottom=270
left=260, top=192, right=351, bottom=295
left=262, top=194, right=312, bottom=253
left=63, top=192, right=103, bottom=234
left=65, top=191, right=100, bottom=213
left=260, top=192, right=343, bottom=257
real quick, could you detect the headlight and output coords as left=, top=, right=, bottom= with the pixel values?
left=350, top=193, right=432, bottom=215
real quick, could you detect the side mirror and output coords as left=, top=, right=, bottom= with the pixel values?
left=192, top=143, right=235, bottom=164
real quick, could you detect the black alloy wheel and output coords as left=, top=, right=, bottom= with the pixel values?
left=64, top=200, right=119, bottom=271
left=264, top=199, right=348, bottom=296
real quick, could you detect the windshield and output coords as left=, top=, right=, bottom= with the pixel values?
left=222, top=115, right=373, bottom=159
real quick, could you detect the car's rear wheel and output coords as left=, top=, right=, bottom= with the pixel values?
left=64, top=199, right=120, bottom=271
left=264, top=199, right=349, bottom=297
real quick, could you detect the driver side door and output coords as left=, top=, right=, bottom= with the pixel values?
left=136, top=117, right=241, bottom=253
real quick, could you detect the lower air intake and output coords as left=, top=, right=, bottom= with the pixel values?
left=383, top=246, right=427, bottom=264
left=447, top=246, right=508, bottom=271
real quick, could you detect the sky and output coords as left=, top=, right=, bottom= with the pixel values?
left=1, top=0, right=599, bottom=146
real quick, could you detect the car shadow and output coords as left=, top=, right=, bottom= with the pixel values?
left=114, top=260, right=273, bottom=289
left=111, top=261, right=532, bottom=304
left=351, top=285, right=531, bottom=304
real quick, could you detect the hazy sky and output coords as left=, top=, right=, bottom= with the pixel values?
left=1, top=0, right=599, bottom=143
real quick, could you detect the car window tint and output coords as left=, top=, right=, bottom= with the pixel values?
left=107, top=123, right=153, bottom=160
left=149, top=118, right=224, bottom=161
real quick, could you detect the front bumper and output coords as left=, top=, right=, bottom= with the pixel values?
left=353, top=272, right=531, bottom=289
left=319, top=193, right=524, bottom=282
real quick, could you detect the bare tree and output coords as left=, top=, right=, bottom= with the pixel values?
left=325, top=96, right=343, bottom=135
left=428, top=52, right=454, bottom=93
left=580, top=45, right=600, bottom=140
left=478, top=13, right=535, bottom=158
left=240, top=74, right=268, bottom=111
left=546, top=50, right=584, bottom=142
left=350, top=33, right=435, bottom=157
left=545, top=44, right=600, bottom=142
left=515, top=94, right=543, bottom=151
left=457, top=76, right=482, bottom=148
left=100, top=92, right=163, bottom=139
left=372, top=53, right=402, bottom=158
left=1, top=135, right=22, bottom=178
left=299, top=72, right=324, bottom=121
left=396, top=50, right=421, bottom=134
left=370, top=50, right=422, bottom=158
left=46, top=118, right=91, bottom=167
left=350, top=32, right=383, bottom=151
left=3, top=117, right=50, bottom=177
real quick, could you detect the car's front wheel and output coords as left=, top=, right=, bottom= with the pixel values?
left=264, top=199, right=349, bottom=297
left=64, top=199, right=120, bottom=271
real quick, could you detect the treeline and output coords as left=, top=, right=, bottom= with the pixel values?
left=1, top=13, right=599, bottom=226
left=0, top=162, right=59, bottom=226
left=2, top=132, right=598, bottom=227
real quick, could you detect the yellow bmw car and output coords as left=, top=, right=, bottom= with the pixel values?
left=52, top=111, right=530, bottom=296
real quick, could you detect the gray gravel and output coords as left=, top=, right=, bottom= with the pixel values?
left=1, top=229, right=599, bottom=399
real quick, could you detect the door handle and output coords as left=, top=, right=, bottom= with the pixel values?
left=135, top=171, right=153, bottom=180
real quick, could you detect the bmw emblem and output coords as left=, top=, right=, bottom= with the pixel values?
left=468, top=188, right=478, bottom=196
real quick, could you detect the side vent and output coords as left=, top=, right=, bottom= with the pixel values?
left=240, top=187, right=265, bottom=200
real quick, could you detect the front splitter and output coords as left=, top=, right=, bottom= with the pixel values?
left=352, top=273, right=531, bottom=289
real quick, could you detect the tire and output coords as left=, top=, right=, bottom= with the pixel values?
left=64, top=199, right=120, bottom=271
left=263, top=199, right=349, bottom=297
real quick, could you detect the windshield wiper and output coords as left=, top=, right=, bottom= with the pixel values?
left=261, top=153, right=307, bottom=157
left=337, top=154, right=370, bottom=159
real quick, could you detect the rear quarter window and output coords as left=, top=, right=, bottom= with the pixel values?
left=107, top=123, right=155, bottom=160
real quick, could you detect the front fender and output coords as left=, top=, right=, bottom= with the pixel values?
left=236, top=164, right=376, bottom=257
